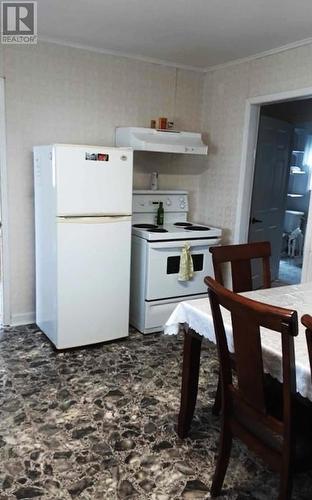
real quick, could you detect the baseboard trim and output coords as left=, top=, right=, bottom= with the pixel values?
left=10, top=312, right=36, bottom=327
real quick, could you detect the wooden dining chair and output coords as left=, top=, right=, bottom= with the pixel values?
left=209, top=241, right=272, bottom=414
left=205, top=276, right=301, bottom=500
left=209, top=241, right=272, bottom=293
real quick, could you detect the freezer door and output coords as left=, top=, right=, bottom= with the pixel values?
left=56, top=217, right=131, bottom=348
left=55, top=145, right=133, bottom=216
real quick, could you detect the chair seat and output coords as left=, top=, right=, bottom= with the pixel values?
left=255, top=377, right=312, bottom=470
left=266, top=375, right=312, bottom=454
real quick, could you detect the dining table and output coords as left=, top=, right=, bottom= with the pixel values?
left=164, top=281, right=312, bottom=439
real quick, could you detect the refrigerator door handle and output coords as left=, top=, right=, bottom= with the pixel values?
left=57, top=215, right=131, bottom=223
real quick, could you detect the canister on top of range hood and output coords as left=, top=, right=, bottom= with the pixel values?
left=150, top=172, right=158, bottom=191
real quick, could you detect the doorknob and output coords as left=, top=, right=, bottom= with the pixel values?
left=251, top=217, right=263, bottom=224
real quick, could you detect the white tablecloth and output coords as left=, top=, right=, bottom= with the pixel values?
left=165, top=282, right=312, bottom=401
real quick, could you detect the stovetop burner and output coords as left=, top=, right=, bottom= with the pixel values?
left=149, top=228, right=168, bottom=233
left=132, top=224, right=158, bottom=229
left=174, top=222, right=193, bottom=227
left=184, top=225, right=210, bottom=231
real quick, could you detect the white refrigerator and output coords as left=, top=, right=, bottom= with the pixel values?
left=33, top=144, right=133, bottom=349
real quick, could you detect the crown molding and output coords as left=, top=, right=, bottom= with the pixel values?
left=39, top=36, right=207, bottom=73
left=38, top=35, right=312, bottom=75
left=205, top=36, right=312, bottom=72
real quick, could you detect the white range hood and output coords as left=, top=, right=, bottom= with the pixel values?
left=115, top=127, right=208, bottom=155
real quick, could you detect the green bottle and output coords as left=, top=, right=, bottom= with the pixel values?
left=157, top=201, right=164, bottom=226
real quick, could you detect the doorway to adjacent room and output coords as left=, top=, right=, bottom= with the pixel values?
left=248, top=99, right=312, bottom=285
left=235, top=87, right=312, bottom=288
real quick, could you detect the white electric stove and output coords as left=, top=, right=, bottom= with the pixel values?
left=130, top=190, right=222, bottom=334
left=132, top=223, right=221, bottom=241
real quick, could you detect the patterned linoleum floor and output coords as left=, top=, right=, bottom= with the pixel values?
left=1, top=326, right=312, bottom=499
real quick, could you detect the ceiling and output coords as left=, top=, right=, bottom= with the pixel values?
left=37, top=0, right=312, bottom=69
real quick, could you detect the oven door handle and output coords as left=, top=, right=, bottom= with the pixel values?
left=148, top=238, right=221, bottom=249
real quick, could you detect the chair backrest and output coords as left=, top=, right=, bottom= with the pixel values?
left=301, top=314, right=312, bottom=374
left=205, top=276, right=298, bottom=447
left=209, top=241, right=271, bottom=293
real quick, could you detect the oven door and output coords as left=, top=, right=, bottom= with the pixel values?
left=145, top=238, right=220, bottom=300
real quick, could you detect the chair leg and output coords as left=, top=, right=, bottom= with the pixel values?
left=177, top=327, right=203, bottom=439
left=212, top=374, right=222, bottom=416
left=278, top=457, right=293, bottom=500
left=211, top=421, right=232, bottom=497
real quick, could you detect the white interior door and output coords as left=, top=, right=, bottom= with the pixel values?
left=56, top=217, right=131, bottom=348
left=55, top=145, right=133, bottom=216
left=248, top=115, right=292, bottom=284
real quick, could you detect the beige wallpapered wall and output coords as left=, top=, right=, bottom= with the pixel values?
left=0, top=42, right=206, bottom=322
left=199, top=43, right=312, bottom=242
left=3, top=39, right=312, bottom=322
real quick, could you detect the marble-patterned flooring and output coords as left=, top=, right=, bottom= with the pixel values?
left=0, top=325, right=312, bottom=499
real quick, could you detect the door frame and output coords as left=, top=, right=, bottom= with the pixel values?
left=234, top=86, right=312, bottom=282
left=0, top=78, right=10, bottom=325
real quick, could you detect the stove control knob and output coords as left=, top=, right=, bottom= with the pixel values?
left=166, top=198, right=172, bottom=206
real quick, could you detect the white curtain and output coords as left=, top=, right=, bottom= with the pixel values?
left=302, top=135, right=312, bottom=281
left=303, top=135, right=312, bottom=190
